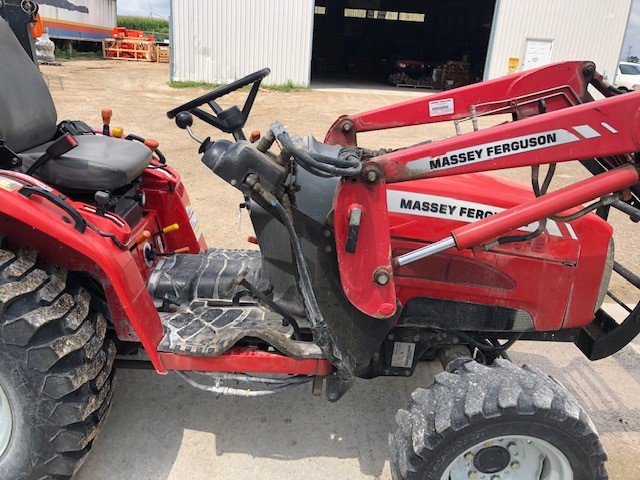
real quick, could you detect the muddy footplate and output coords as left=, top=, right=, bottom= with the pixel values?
left=158, top=300, right=322, bottom=358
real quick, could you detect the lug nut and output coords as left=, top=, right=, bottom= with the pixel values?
left=468, top=471, right=477, bottom=479
left=507, top=442, right=518, bottom=454
left=464, top=453, right=474, bottom=462
left=511, top=461, right=520, bottom=470
left=491, top=476, right=500, bottom=480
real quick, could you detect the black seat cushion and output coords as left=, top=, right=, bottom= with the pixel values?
left=20, top=135, right=152, bottom=191
left=0, top=18, right=57, bottom=153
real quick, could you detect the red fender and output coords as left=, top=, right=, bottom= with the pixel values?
left=0, top=168, right=204, bottom=374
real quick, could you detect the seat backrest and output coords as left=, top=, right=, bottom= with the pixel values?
left=0, top=18, right=57, bottom=153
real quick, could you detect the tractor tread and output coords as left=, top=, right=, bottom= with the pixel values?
left=0, top=247, right=115, bottom=480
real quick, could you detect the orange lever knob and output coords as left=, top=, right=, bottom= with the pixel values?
left=135, top=230, right=151, bottom=245
left=144, top=139, right=160, bottom=151
left=101, top=109, right=113, bottom=125
left=249, top=130, right=261, bottom=143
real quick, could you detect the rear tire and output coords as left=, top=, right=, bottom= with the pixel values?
left=0, top=248, right=116, bottom=479
left=389, top=359, right=607, bottom=479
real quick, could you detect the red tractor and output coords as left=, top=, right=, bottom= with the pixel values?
left=1, top=17, right=639, bottom=480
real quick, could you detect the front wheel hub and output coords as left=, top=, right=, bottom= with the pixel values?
left=443, top=435, right=572, bottom=479
left=474, top=445, right=511, bottom=474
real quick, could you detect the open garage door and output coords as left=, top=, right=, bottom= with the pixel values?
left=312, top=0, right=497, bottom=89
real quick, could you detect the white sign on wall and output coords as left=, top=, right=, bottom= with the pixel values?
left=523, top=39, right=554, bottom=71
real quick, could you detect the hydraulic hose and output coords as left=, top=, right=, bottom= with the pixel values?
left=269, top=122, right=361, bottom=177
left=177, top=372, right=311, bottom=397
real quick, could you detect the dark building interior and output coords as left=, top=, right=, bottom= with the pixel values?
left=312, top=0, right=497, bottom=86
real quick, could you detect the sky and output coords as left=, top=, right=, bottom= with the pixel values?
left=118, top=0, right=170, bottom=19
left=623, top=0, right=640, bottom=58
left=118, top=0, right=640, bottom=59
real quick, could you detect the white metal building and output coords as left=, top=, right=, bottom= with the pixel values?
left=170, top=0, right=633, bottom=87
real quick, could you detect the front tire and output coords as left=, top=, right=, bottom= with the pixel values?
left=390, top=359, right=607, bottom=479
left=0, top=248, right=116, bottom=479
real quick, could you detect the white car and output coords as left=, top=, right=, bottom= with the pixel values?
left=615, top=62, right=640, bottom=91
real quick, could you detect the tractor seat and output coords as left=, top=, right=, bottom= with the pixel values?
left=19, top=136, right=152, bottom=191
left=0, top=17, right=151, bottom=192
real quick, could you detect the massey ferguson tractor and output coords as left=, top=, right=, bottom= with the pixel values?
left=2, top=16, right=640, bottom=479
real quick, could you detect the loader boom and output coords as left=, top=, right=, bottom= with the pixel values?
left=330, top=61, right=640, bottom=319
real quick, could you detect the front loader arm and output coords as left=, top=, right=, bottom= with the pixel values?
left=325, top=61, right=601, bottom=146
left=372, top=91, right=640, bottom=182
left=332, top=85, right=640, bottom=320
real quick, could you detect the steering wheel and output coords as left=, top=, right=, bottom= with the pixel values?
left=167, top=68, right=270, bottom=139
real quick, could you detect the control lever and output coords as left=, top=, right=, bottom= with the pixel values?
left=175, top=111, right=212, bottom=153
left=101, top=108, right=112, bottom=136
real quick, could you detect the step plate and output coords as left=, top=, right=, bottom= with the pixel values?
left=158, top=300, right=322, bottom=358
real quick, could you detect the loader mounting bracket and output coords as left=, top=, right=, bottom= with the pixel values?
left=576, top=307, right=640, bottom=360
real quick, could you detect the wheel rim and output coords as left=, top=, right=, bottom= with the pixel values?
left=0, top=382, right=12, bottom=457
left=441, top=434, right=572, bottom=480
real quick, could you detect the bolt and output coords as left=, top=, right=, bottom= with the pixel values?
left=375, top=270, right=389, bottom=285
left=507, top=442, right=518, bottom=454
left=404, top=371, right=411, bottom=376
left=230, top=179, right=237, bottom=186
left=511, top=462, right=520, bottom=470
left=366, top=170, right=379, bottom=182
left=324, top=245, right=333, bottom=253
left=464, top=453, right=474, bottom=462
left=379, top=303, right=396, bottom=316
left=468, top=472, right=477, bottom=479
left=412, top=334, right=420, bottom=342
left=388, top=333, right=395, bottom=341
left=323, top=230, right=332, bottom=238
left=342, top=122, right=352, bottom=132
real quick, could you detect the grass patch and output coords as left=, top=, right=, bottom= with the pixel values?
left=169, top=79, right=308, bottom=92
left=264, top=80, right=308, bottom=92
left=55, top=47, right=102, bottom=60
left=169, top=80, right=224, bottom=89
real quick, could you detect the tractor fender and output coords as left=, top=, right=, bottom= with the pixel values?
left=0, top=173, right=167, bottom=372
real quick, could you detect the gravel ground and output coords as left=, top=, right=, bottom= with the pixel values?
left=39, top=59, right=640, bottom=479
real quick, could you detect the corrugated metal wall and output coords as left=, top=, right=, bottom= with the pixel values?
left=485, top=0, right=632, bottom=82
left=171, top=0, right=315, bottom=86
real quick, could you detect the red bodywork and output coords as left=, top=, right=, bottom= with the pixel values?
left=328, top=61, right=640, bottom=331
left=0, top=162, right=205, bottom=372
left=1, top=61, right=638, bottom=376
left=0, top=155, right=332, bottom=376
left=387, top=174, right=613, bottom=331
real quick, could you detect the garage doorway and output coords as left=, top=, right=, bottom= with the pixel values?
left=311, top=0, right=497, bottom=89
